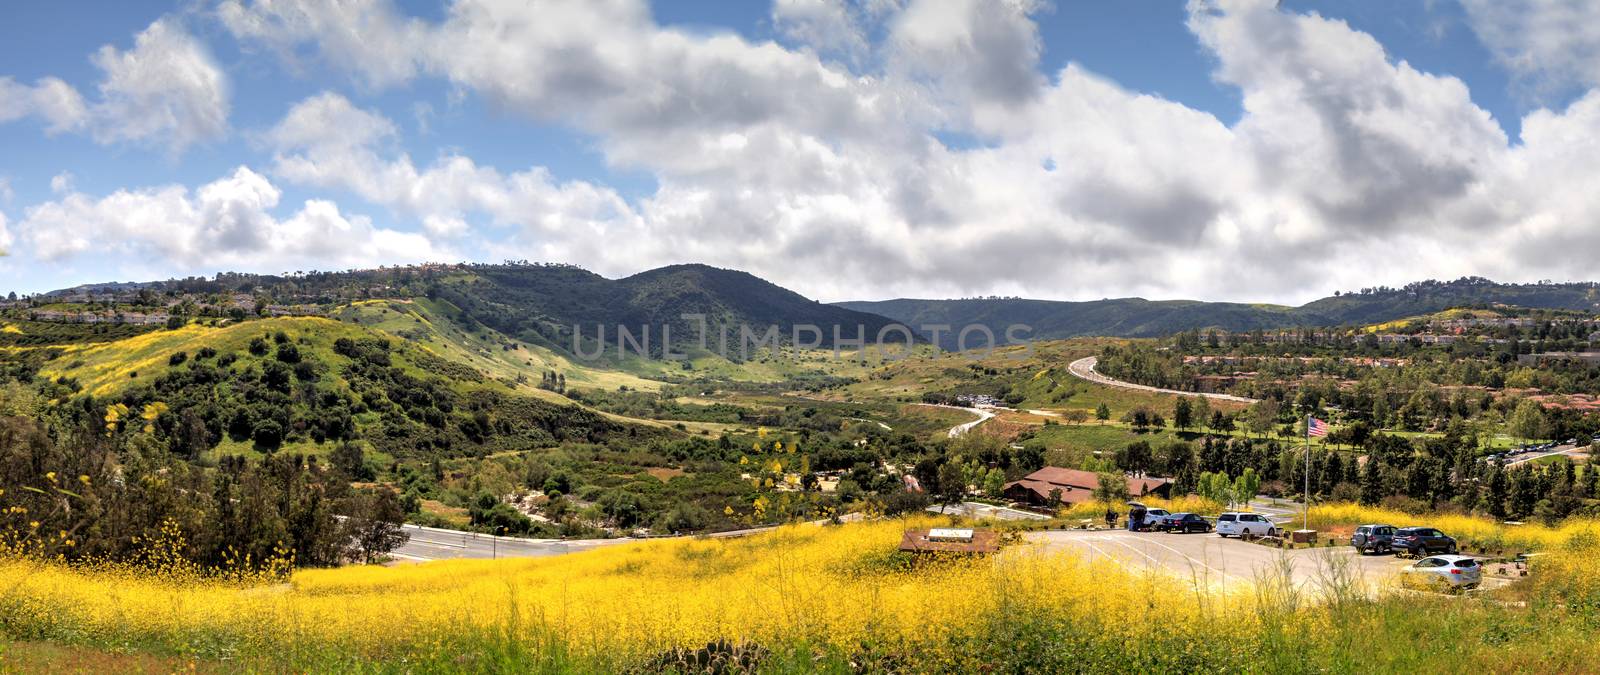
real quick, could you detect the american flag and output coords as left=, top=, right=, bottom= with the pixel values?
left=1307, top=417, right=1330, bottom=438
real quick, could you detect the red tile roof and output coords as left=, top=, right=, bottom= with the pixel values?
left=1003, top=467, right=1169, bottom=504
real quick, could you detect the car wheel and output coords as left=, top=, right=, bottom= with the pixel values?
left=1447, top=543, right=1458, bottom=554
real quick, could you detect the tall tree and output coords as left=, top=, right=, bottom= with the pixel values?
left=1174, top=398, right=1193, bottom=431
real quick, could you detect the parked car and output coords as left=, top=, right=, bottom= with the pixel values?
left=1137, top=508, right=1171, bottom=531
left=1350, top=523, right=1397, bottom=554
left=1216, top=512, right=1278, bottom=538
left=1400, top=555, right=1481, bottom=591
left=1157, top=513, right=1212, bottom=533
left=1391, top=527, right=1457, bottom=556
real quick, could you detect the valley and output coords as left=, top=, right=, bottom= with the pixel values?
left=6, top=264, right=1600, bottom=672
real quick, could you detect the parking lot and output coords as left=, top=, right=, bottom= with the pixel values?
left=1025, top=529, right=1510, bottom=595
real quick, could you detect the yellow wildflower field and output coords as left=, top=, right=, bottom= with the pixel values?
left=1, top=519, right=1212, bottom=667
left=6, top=516, right=1600, bottom=671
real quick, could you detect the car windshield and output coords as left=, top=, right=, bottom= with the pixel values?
left=1454, top=559, right=1477, bottom=567
left=1219, top=514, right=1236, bottom=521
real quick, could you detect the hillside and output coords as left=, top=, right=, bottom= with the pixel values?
left=5, top=315, right=642, bottom=463
left=429, top=263, right=910, bottom=358
left=839, top=277, right=1600, bottom=347
left=35, top=262, right=910, bottom=358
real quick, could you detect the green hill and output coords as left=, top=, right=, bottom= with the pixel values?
left=838, top=277, right=1600, bottom=347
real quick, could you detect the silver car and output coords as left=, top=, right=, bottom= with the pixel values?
left=1401, top=555, right=1481, bottom=591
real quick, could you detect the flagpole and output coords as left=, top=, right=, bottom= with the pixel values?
left=1304, top=413, right=1311, bottom=533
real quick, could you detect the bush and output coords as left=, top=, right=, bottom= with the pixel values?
left=168, top=352, right=188, bottom=366
left=253, top=419, right=284, bottom=451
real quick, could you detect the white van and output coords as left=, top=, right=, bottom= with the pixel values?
left=1216, top=512, right=1278, bottom=538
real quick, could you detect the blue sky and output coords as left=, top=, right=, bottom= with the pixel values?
left=3, top=1, right=1600, bottom=303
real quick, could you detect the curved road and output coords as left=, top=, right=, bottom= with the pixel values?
left=915, top=403, right=997, bottom=438
left=1067, top=356, right=1259, bottom=404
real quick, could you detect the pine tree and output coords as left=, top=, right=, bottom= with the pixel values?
left=1359, top=457, right=1383, bottom=506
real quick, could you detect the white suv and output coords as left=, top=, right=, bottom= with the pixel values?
left=1216, top=512, right=1278, bottom=538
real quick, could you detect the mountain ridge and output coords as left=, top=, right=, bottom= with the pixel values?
left=838, top=277, right=1600, bottom=348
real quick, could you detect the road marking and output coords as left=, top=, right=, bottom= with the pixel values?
left=1094, top=535, right=1163, bottom=565
left=1120, top=535, right=1240, bottom=584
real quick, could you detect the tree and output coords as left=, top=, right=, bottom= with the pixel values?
left=1122, top=406, right=1152, bottom=431
left=1232, top=468, right=1261, bottom=505
left=1508, top=399, right=1548, bottom=446
left=1485, top=466, right=1508, bottom=518
left=346, top=488, right=409, bottom=563
left=1093, top=472, right=1131, bottom=502
left=1351, top=455, right=1378, bottom=505
left=1116, top=441, right=1153, bottom=474
left=1193, top=396, right=1212, bottom=433
left=937, top=461, right=967, bottom=510
left=1095, top=403, right=1111, bottom=424
left=252, top=419, right=284, bottom=452
left=331, top=442, right=375, bottom=481
left=1197, top=471, right=1233, bottom=506
left=983, top=468, right=1006, bottom=498
left=1174, top=398, right=1194, bottom=431
left=1247, top=399, right=1279, bottom=438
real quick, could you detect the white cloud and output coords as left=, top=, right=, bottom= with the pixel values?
left=161, top=0, right=1600, bottom=303
left=90, top=18, right=230, bottom=152
left=217, top=0, right=425, bottom=87
left=0, top=76, right=89, bottom=134
left=772, top=0, right=871, bottom=64
left=49, top=172, right=74, bottom=195
left=15, top=166, right=444, bottom=272
left=267, top=92, right=643, bottom=245
left=1, top=18, right=229, bottom=154
left=1460, top=0, right=1600, bottom=98
left=886, top=0, right=1046, bottom=110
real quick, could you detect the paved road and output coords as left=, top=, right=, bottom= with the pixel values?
left=916, top=402, right=997, bottom=437
left=389, top=524, right=632, bottom=562
left=1026, top=529, right=1505, bottom=595
left=1499, top=443, right=1589, bottom=466
left=1068, top=356, right=1259, bottom=404
left=928, top=501, right=1052, bottom=521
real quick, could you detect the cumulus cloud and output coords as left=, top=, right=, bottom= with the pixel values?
left=89, top=18, right=230, bottom=152
left=0, top=76, right=89, bottom=134
left=217, top=0, right=426, bottom=87
left=265, top=92, right=641, bottom=254
left=1460, top=0, right=1600, bottom=98
left=105, top=0, right=1600, bottom=303
left=886, top=0, right=1046, bottom=110
left=49, top=172, right=74, bottom=195
left=15, top=166, right=444, bottom=271
left=772, top=0, right=871, bottom=64
left=1, top=18, right=228, bottom=153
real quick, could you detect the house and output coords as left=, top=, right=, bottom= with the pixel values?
left=1002, top=467, right=1170, bottom=506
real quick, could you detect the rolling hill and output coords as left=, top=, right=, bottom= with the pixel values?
left=838, top=277, right=1600, bottom=348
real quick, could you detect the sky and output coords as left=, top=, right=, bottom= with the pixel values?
left=3, top=0, right=1600, bottom=305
